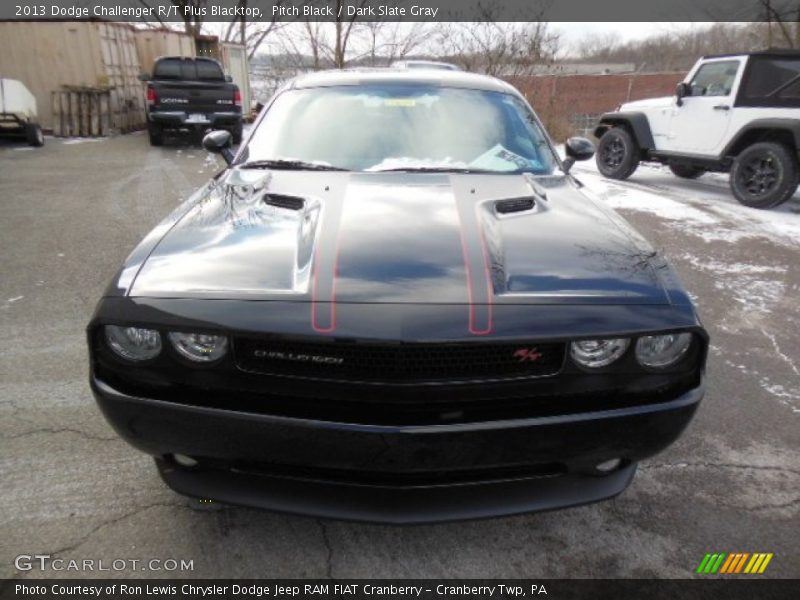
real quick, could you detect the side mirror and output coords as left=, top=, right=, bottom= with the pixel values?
left=225, top=75, right=233, bottom=82
left=138, top=72, right=150, bottom=82
left=675, top=82, right=689, bottom=106
left=202, top=130, right=234, bottom=165
left=565, top=136, right=595, bottom=162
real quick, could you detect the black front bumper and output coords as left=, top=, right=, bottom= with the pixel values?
left=92, top=376, right=702, bottom=523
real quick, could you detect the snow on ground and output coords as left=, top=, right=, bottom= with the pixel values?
left=567, top=150, right=800, bottom=414
left=61, top=137, right=106, bottom=145
left=571, top=156, right=800, bottom=249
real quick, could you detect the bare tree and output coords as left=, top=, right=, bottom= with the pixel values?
left=359, top=21, right=430, bottom=66
left=435, top=21, right=560, bottom=77
left=168, top=0, right=207, bottom=37
left=135, top=0, right=208, bottom=36
left=758, top=0, right=800, bottom=48
left=272, top=1, right=430, bottom=69
left=329, top=0, right=369, bottom=68
left=574, top=32, right=621, bottom=62
left=220, top=1, right=290, bottom=60
left=574, top=23, right=770, bottom=72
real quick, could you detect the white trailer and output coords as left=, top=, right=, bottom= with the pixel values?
left=0, top=78, right=44, bottom=146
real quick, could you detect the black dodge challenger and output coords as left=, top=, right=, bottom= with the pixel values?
left=89, top=67, right=707, bottom=523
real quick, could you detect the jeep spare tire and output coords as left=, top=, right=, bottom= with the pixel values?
left=731, top=142, right=799, bottom=209
left=669, top=164, right=704, bottom=179
left=596, top=127, right=639, bottom=180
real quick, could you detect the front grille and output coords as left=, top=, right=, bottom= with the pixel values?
left=233, top=337, right=565, bottom=383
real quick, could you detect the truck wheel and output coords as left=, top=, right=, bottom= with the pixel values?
left=231, top=123, right=243, bottom=145
left=596, top=127, right=639, bottom=180
left=148, top=124, right=164, bottom=147
left=26, top=123, right=44, bottom=147
left=669, top=164, right=704, bottom=179
left=731, top=142, right=799, bottom=209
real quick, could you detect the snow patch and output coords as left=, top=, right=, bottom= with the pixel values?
left=714, top=277, right=784, bottom=314
left=572, top=157, right=800, bottom=249
left=680, top=254, right=787, bottom=275
left=61, top=138, right=106, bottom=145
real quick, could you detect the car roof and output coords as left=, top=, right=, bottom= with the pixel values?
left=285, top=67, right=518, bottom=94
left=702, top=49, right=800, bottom=60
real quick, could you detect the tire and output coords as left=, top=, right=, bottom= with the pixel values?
left=596, top=127, right=639, bottom=180
left=148, top=124, right=163, bottom=147
left=231, top=122, right=243, bottom=145
left=730, top=142, right=799, bottom=209
left=669, top=164, right=704, bottom=179
left=26, top=123, right=44, bottom=147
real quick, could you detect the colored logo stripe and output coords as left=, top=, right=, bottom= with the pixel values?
left=697, top=553, right=726, bottom=574
left=697, top=553, right=773, bottom=574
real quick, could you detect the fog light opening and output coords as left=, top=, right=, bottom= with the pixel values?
left=595, top=458, right=623, bottom=473
left=173, top=454, right=199, bottom=468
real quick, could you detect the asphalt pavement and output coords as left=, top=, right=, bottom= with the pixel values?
left=1, top=133, right=798, bottom=579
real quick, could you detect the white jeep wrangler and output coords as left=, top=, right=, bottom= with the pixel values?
left=595, top=51, right=800, bottom=209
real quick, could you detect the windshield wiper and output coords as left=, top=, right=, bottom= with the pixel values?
left=238, top=159, right=349, bottom=171
left=372, top=166, right=501, bottom=174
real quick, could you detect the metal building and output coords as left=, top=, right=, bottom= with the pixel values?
left=0, top=22, right=195, bottom=135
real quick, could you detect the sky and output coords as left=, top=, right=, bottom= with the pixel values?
left=210, top=20, right=714, bottom=58
left=555, top=22, right=703, bottom=49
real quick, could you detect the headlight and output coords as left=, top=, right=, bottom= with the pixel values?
left=635, top=333, right=692, bottom=368
left=168, top=332, right=228, bottom=363
left=105, top=325, right=161, bottom=361
left=570, top=338, right=629, bottom=368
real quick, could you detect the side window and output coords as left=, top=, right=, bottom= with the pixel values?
left=689, top=61, right=740, bottom=97
left=740, top=58, right=800, bottom=104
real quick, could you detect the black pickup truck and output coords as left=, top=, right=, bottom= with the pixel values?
left=142, top=56, right=243, bottom=146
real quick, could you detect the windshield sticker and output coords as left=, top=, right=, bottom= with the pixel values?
left=366, top=157, right=468, bottom=171
left=469, top=144, right=542, bottom=171
left=384, top=98, right=417, bottom=107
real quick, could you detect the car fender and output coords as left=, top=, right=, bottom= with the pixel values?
left=722, top=118, right=800, bottom=157
left=594, top=112, right=655, bottom=151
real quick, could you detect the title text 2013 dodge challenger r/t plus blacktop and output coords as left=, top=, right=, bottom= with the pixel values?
left=88, top=67, right=707, bottom=523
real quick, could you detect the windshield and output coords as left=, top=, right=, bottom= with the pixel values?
left=241, top=85, right=558, bottom=174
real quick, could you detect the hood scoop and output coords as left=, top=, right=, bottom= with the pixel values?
left=264, top=193, right=305, bottom=210
left=495, top=196, right=535, bottom=214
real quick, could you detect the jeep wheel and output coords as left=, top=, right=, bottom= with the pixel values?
left=731, top=142, right=798, bottom=209
left=596, top=128, right=639, bottom=180
left=26, top=123, right=45, bottom=147
left=669, top=164, right=704, bottom=179
left=148, top=124, right=164, bottom=147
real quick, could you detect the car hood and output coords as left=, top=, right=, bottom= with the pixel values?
left=127, top=169, right=669, bottom=307
left=621, top=96, right=675, bottom=110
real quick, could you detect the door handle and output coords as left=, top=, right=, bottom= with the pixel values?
left=713, top=105, right=730, bottom=111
